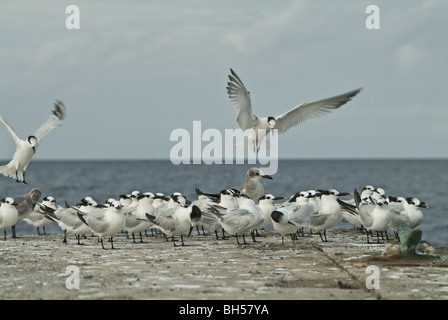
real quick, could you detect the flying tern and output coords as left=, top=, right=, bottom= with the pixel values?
left=226, top=68, right=362, bottom=152
left=0, top=101, right=67, bottom=183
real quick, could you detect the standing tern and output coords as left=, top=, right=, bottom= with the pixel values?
left=0, top=101, right=67, bottom=184
left=0, top=197, right=19, bottom=239
left=309, top=189, right=351, bottom=242
left=403, top=197, right=428, bottom=229
left=23, top=196, right=56, bottom=235
left=77, top=200, right=125, bottom=250
left=339, top=190, right=391, bottom=243
left=226, top=68, right=362, bottom=152
left=271, top=198, right=314, bottom=245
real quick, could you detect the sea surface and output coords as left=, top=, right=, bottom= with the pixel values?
left=1, top=159, right=447, bottom=246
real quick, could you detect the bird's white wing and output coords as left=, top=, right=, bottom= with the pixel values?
left=226, top=69, right=258, bottom=131
left=274, top=88, right=362, bottom=135
left=33, top=100, right=67, bottom=143
left=0, top=116, right=21, bottom=146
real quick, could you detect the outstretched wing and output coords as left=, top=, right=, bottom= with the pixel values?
left=226, top=68, right=258, bottom=131
left=274, top=88, right=362, bottom=135
left=0, top=116, right=22, bottom=146
left=33, top=100, right=67, bottom=143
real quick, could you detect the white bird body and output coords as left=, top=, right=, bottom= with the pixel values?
left=309, top=189, right=350, bottom=241
left=0, top=101, right=66, bottom=183
left=124, top=193, right=155, bottom=237
left=253, top=194, right=286, bottom=230
left=359, top=198, right=391, bottom=235
left=0, top=197, right=19, bottom=238
left=226, top=68, right=362, bottom=152
left=271, top=201, right=314, bottom=244
left=388, top=196, right=409, bottom=232
left=403, top=197, right=427, bottom=229
left=219, top=196, right=261, bottom=243
left=77, top=201, right=125, bottom=249
left=146, top=200, right=202, bottom=246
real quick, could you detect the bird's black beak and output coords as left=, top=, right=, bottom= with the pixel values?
left=419, top=202, right=429, bottom=208
left=274, top=196, right=286, bottom=201
left=262, top=175, right=273, bottom=180
left=338, top=192, right=352, bottom=197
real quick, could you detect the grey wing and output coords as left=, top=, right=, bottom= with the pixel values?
left=359, top=205, right=374, bottom=228
left=33, top=100, right=67, bottom=143
left=153, top=214, right=177, bottom=233
left=310, top=214, right=329, bottom=228
left=86, top=215, right=109, bottom=233
left=274, top=88, right=362, bottom=134
left=226, top=69, right=258, bottom=131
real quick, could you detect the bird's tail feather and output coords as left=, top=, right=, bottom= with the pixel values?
left=0, top=164, right=16, bottom=179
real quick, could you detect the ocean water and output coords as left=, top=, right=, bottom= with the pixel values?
left=1, top=159, right=447, bottom=246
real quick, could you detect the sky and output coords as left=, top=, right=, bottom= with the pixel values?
left=0, top=0, right=447, bottom=161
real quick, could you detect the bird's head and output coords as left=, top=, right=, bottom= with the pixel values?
left=27, top=136, right=38, bottom=153
left=247, top=167, right=273, bottom=180
left=267, top=116, right=277, bottom=129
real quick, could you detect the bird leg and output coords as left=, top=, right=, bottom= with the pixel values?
left=181, top=234, right=185, bottom=246
left=100, top=237, right=106, bottom=250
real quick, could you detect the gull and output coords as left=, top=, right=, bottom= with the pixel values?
left=309, top=189, right=351, bottom=242
left=0, top=197, right=19, bottom=239
left=234, top=167, right=273, bottom=203
left=23, top=196, right=56, bottom=235
left=226, top=68, right=362, bottom=152
left=77, top=200, right=125, bottom=250
left=0, top=101, right=67, bottom=184
left=11, top=188, right=41, bottom=237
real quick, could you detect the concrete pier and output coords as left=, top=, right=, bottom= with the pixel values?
left=0, top=228, right=447, bottom=300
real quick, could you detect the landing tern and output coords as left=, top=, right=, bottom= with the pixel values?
left=226, top=68, right=362, bottom=152
left=0, top=101, right=66, bottom=184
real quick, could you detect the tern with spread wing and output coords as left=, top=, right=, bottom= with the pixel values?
left=0, top=101, right=66, bottom=183
left=226, top=68, right=362, bottom=152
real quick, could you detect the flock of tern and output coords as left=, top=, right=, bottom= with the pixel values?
left=0, top=168, right=428, bottom=249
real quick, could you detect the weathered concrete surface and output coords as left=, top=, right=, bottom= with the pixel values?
left=0, top=228, right=447, bottom=300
